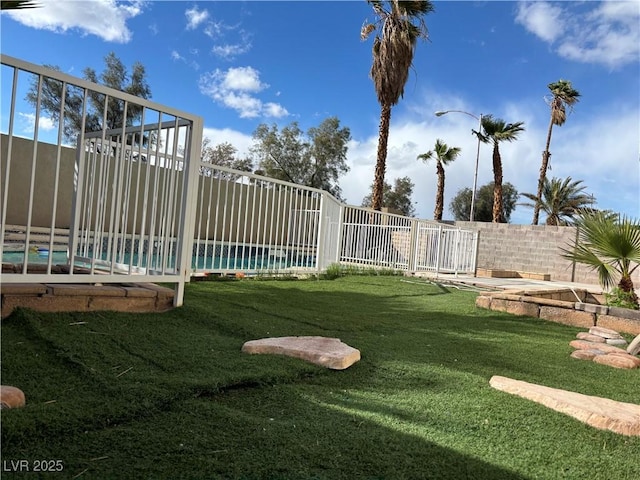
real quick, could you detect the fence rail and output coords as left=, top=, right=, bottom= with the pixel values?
left=2, top=54, right=477, bottom=307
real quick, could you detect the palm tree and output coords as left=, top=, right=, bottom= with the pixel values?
left=417, top=139, right=461, bottom=220
left=561, top=212, right=640, bottom=308
left=520, top=177, right=593, bottom=226
left=532, top=80, right=580, bottom=225
left=474, top=115, right=525, bottom=222
left=361, top=0, right=434, bottom=211
left=1, top=1, right=40, bottom=8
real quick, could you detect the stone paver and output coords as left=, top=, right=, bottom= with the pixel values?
left=489, top=375, right=640, bottom=436
left=242, top=336, right=360, bottom=370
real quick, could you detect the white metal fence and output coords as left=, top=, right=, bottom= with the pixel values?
left=1, top=55, right=477, bottom=307
left=1, top=54, right=203, bottom=305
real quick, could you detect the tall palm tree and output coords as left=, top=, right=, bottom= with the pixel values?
left=361, top=0, right=434, bottom=211
left=532, top=79, right=580, bottom=225
left=417, top=139, right=461, bottom=220
left=520, top=176, right=592, bottom=226
left=1, top=1, right=40, bottom=9
left=474, top=115, right=525, bottom=222
left=561, top=211, right=640, bottom=308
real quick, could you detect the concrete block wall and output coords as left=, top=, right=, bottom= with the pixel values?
left=455, top=221, right=640, bottom=286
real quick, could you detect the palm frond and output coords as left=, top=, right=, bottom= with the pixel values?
left=563, top=212, right=640, bottom=292
left=1, top=0, right=40, bottom=9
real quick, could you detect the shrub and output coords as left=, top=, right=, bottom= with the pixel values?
left=605, top=287, right=640, bottom=310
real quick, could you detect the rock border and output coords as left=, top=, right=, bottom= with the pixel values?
left=476, top=288, right=640, bottom=335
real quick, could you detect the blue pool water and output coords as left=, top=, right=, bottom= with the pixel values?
left=2, top=250, right=314, bottom=272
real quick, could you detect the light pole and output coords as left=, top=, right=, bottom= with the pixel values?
left=435, top=110, right=483, bottom=222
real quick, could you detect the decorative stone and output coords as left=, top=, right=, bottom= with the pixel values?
left=589, top=326, right=624, bottom=340
left=605, top=338, right=628, bottom=347
left=627, top=334, right=640, bottom=356
left=489, top=375, right=640, bottom=436
left=242, top=336, right=360, bottom=370
left=569, top=340, right=627, bottom=354
left=606, top=352, right=640, bottom=368
left=593, top=354, right=640, bottom=370
left=576, top=332, right=606, bottom=343
left=0, top=385, right=26, bottom=409
left=570, top=350, right=604, bottom=361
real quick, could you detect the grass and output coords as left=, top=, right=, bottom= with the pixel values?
left=1, top=276, right=639, bottom=479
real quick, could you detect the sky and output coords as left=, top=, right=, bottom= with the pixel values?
left=1, top=0, right=639, bottom=224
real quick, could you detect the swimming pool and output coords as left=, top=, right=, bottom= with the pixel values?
left=1, top=248, right=316, bottom=273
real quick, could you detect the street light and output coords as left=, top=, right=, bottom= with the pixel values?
left=435, top=110, right=483, bottom=222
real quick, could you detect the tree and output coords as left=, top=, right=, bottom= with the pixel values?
left=520, top=176, right=592, bottom=226
left=450, top=182, right=518, bottom=223
left=533, top=79, right=580, bottom=225
left=1, top=1, right=40, bottom=9
left=561, top=211, right=640, bottom=308
left=362, top=176, right=416, bottom=217
left=250, top=117, right=351, bottom=199
left=417, top=139, right=461, bottom=220
left=474, top=115, right=525, bottom=222
left=26, top=52, right=152, bottom=143
left=361, top=0, right=434, bottom=211
left=200, top=139, right=253, bottom=178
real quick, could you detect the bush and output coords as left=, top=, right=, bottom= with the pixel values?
left=605, top=287, right=639, bottom=310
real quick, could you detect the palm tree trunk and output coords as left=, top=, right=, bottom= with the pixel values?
left=533, top=115, right=555, bottom=225
left=619, top=275, right=639, bottom=307
left=492, top=143, right=503, bottom=223
left=372, top=102, right=392, bottom=211
left=434, top=162, right=444, bottom=220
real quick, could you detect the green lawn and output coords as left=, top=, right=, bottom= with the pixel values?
left=1, top=276, right=638, bottom=479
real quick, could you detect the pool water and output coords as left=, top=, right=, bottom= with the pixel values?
left=2, top=250, right=314, bottom=272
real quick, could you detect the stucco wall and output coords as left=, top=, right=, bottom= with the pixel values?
left=455, top=221, right=640, bottom=286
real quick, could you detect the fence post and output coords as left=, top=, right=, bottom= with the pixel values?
left=316, top=193, right=326, bottom=273
left=435, top=224, right=444, bottom=278
left=408, top=218, right=418, bottom=274
left=174, top=117, right=203, bottom=306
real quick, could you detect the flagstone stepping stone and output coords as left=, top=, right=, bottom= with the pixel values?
left=589, top=326, right=624, bottom=340
left=593, top=353, right=640, bottom=369
left=0, top=386, right=25, bottom=409
left=569, top=339, right=627, bottom=354
left=570, top=349, right=604, bottom=361
left=489, top=375, right=640, bottom=436
left=576, top=332, right=606, bottom=343
left=242, top=336, right=360, bottom=370
left=605, top=338, right=628, bottom=347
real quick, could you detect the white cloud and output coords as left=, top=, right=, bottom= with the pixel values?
left=515, top=0, right=640, bottom=68
left=262, top=102, right=289, bottom=118
left=211, top=29, right=252, bottom=60
left=212, top=42, right=251, bottom=60
left=222, top=66, right=266, bottom=92
left=170, top=49, right=199, bottom=70
left=202, top=127, right=253, bottom=158
left=198, top=67, right=288, bottom=119
left=185, top=6, right=209, bottom=30
left=18, top=112, right=56, bottom=133
left=203, top=19, right=235, bottom=38
left=515, top=1, right=565, bottom=43
left=2, top=0, right=143, bottom=43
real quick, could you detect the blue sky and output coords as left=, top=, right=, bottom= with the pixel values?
left=2, top=0, right=639, bottom=223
